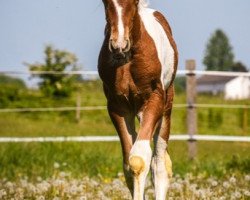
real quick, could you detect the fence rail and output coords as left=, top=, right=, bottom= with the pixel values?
left=0, top=66, right=249, bottom=150
left=1, top=70, right=250, bottom=77
left=0, top=135, right=249, bottom=143
left=0, top=104, right=249, bottom=113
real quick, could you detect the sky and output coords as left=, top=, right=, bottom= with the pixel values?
left=0, top=0, right=250, bottom=75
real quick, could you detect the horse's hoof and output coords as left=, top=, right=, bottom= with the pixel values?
left=129, top=156, right=145, bottom=176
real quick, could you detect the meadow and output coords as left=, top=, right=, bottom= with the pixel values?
left=0, top=80, right=249, bottom=199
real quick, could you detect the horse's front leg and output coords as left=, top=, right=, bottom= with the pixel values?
left=151, top=85, right=174, bottom=200
left=107, top=102, right=136, bottom=196
left=129, top=91, right=164, bottom=200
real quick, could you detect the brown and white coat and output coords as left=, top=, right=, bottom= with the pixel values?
left=98, top=0, right=178, bottom=199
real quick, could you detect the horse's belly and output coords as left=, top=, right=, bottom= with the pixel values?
left=139, top=8, right=175, bottom=89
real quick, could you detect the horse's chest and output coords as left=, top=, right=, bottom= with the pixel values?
left=114, top=68, right=136, bottom=98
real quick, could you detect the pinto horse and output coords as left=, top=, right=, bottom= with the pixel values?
left=98, top=0, right=178, bottom=199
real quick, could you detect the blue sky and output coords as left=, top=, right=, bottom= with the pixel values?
left=0, top=0, right=249, bottom=73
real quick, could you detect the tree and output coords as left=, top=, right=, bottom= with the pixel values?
left=231, top=62, right=248, bottom=72
left=27, top=45, right=81, bottom=98
left=203, top=29, right=234, bottom=71
left=0, top=74, right=26, bottom=105
left=0, top=74, right=26, bottom=88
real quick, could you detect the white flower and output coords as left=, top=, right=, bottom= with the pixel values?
left=229, top=177, right=236, bottom=184
left=59, top=172, right=66, bottom=178
left=171, top=182, right=182, bottom=190
left=78, top=196, right=87, bottom=200
left=54, top=162, right=60, bottom=169
left=244, top=190, right=250, bottom=197
left=5, top=181, right=14, bottom=188
left=36, top=195, right=45, bottom=200
left=223, top=181, right=230, bottom=189
left=0, top=189, right=7, bottom=199
left=211, top=180, right=218, bottom=187
left=245, top=175, right=250, bottom=181
left=37, top=176, right=42, bottom=182
left=232, top=191, right=241, bottom=199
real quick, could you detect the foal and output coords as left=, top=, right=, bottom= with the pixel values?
left=98, top=0, right=178, bottom=199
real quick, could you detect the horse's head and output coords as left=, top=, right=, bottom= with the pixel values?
left=102, top=0, right=139, bottom=57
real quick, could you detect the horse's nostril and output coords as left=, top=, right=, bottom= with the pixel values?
left=109, top=39, right=131, bottom=55
left=108, top=40, right=114, bottom=52
left=123, top=39, right=131, bottom=52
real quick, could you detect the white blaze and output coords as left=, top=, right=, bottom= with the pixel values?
left=112, top=0, right=125, bottom=47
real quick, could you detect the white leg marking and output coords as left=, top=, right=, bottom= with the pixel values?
left=151, top=136, right=172, bottom=200
left=129, top=140, right=152, bottom=200
left=139, top=6, right=175, bottom=89
left=112, top=0, right=125, bottom=47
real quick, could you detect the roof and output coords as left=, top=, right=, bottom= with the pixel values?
left=197, top=75, right=236, bottom=85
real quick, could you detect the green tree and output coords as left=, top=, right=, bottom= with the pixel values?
left=0, top=74, right=26, bottom=106
left=203, top=29, right=234, bottom=71
left=231, top=62, right=248, bottom=72
left=27, top=45, right=81, bottom=98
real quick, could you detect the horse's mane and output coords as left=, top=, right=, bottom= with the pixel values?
left=139, top=0, right=149, bottom=7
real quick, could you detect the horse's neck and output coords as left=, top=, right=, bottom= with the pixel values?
left=131, top=12, right=144, bottom=45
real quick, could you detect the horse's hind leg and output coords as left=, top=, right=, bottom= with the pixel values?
left=151, top=85, right=174, bottom=200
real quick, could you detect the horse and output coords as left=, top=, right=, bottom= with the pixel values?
left=98, top=0, right=178, bottom=199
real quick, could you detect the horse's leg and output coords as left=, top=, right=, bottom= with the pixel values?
left=129, top=90, right=164, bottom=200
left=107, top=102, right=136, bottom=195
left=151, top=85, right=174, bottom=200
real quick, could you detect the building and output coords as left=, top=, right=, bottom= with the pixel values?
left=197, top=75, right=250, bottom=99
left=225, top=76, right=250, bottom=100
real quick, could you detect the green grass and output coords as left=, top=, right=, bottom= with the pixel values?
left=0, top=92, right=249, bottom=137
left=0, top=80, right=249, bottom=181
left=0, top=141, right=249, bottom=180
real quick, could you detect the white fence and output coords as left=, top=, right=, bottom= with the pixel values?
left=0, top=69, right=249, bottom=143
left=0, top=135, right=249, bottom=143
left=1, top=69, right=250, bottom=77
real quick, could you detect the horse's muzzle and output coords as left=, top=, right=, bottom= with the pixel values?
left=109, top=39, right=131, bottom=57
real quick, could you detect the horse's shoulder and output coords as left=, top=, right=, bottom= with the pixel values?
left=153, top=11, right=173, bottom=36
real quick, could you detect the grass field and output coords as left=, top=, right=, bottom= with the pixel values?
left=0, top=80, right=249, bottom=199
left=0, top=141, right=249, bottom=180
left=0, top=141, right=249, bottom=199
left=0, top=80, right=249, bottom=137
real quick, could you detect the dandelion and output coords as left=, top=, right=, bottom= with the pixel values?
left=231, top=191, right=241, bottom=199
left=171, top=182, right=182, bottom=191
left=0, top=189, right=7, bottom=199
left=54, top=162, right=60, bottom=169
left=211, top=180, right=218, bottom=187
left=229, top=176, right=236, bottom=184
left=36, top=176, right=42, bottom=182
left=223, top=181, right=230, bottom=189
left=36, top=195, right=45, bottom=200
left=245, top=175, right=250, bottom=181
left=243, top=190, right=250, bottom=197
left=59, top=171, right=66, bottom=178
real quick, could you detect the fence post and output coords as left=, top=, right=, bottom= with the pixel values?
left=186, top=60, right=197, bottom=160
left=243, top=106, right=248, bottom=135
left=76, top=92, right=81, bottom=122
